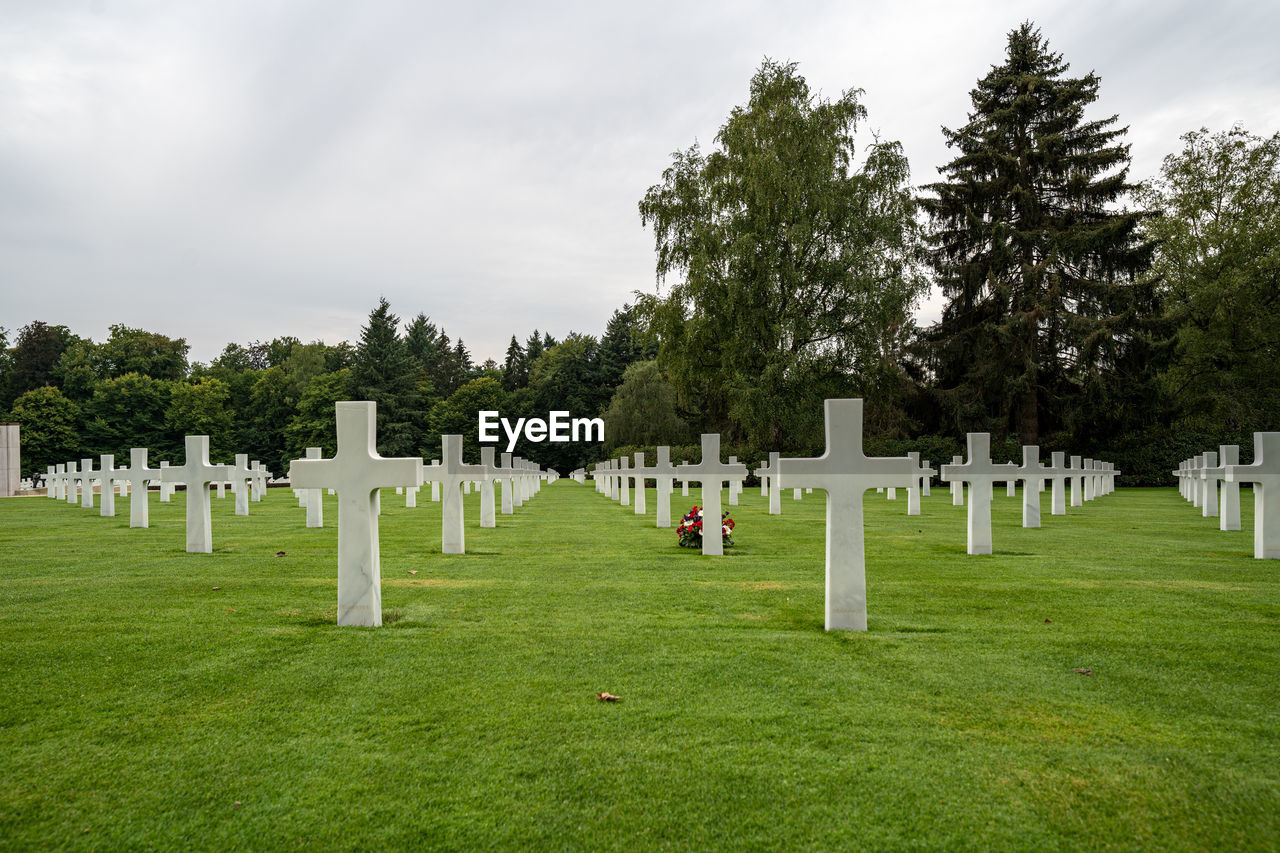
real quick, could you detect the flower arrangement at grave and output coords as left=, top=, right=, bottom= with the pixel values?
left=676, top=505, right=735, bottom=549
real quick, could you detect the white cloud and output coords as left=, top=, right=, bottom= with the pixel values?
left=1, top=0, right=1276, bottom=362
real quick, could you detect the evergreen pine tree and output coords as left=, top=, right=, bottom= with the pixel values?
left=921, top=22, right=1158, bottom=443
left=502, top=335, right=527, bottom=390
left=524, top=330, right=544, bottom=365
left=349, top=298, right=422, bottom=456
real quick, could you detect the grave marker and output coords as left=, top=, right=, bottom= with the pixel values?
left=776, top=399, right=913, bottom=631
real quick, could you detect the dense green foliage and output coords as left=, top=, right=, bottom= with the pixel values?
left=1, top=485, right=1276, bottom=848
left=1137, top=126, right=1280, bottom=433
left=639, top=59, right=927, bottom=450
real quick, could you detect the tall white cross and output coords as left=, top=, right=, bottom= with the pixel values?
left=776, top=399, right=913, bottom=631
left=631, top=452, right=652, bottom=515
left=479, top=446, right=498, bottom=528
left=230, top=454, right=253, bottom=516
left=1198, top=450, right=1220, bottom=518
left=1018, top=446, right=1048, bottom=528
left=116, top=448, right=158, bottom=528
left=1213, top=445, right=1242, bottom=531
left=162, top=436, right=232, bottom=553
left=79, top=458, right=96, bottom=509
left=1068, top=455, right=1085, bottom=507
left=500, top=452, right=516, bottom=514
left=676, top=434, right=747, bottom=557
left=921, top=460, right=932, bottom=496
left=98, top=454, right=117, bottom=517
left=940, top=433, right=1019, bottom=555
left=63, top=460, right=79, bottom=504
left=511, top=456, right=527, bottom=507
left=617, top=456, right=631, bottom=506
left=303, top=447, right=324, bottom=528
left=251, top=461, right=268, bottom=502
left=652, top=446, right=677, bottom=528
left=1225, top=432, right=1280, bottom=559
left=45, top=465, right=57, bottom=500
left=906, top=452, right=934, bottom=517
left=435, top=435, right=486, bottom=554
left=158, top=461, right=173, bottom=502
left=1044, top=451, right=1068, bottom=515
left=755, top=453, right=781, bottom=516
left=949, top=456, right=963, bottom=506
left=288, top=401, right=423, bottom=626
left=727, top=456, right=742, bottom=506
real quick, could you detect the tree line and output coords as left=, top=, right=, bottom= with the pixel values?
left=3, top=23, right=1277, bottom=484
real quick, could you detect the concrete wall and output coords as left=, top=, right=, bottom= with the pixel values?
left=0, top=423, right=18, bottom=497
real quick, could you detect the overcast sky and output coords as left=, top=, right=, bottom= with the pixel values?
left=2, top=0, right=1277, bottom=365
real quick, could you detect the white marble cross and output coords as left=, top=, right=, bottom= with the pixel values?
left=288, top=401, right=423, bottom=626
left=681, top=462, right=689, bottom=497
left=62, top=461, right=77, bottom=504
left=727, top=456, right=742, bottom=506
left=161, top=436, right=232, bottom=553
left=114, top=448, right=157, bottom=528
left=776, top=399, right=913, bottom=631
left=676, top=434, right=748, bottom=557
left=500, top=452, right=516, bottom=513
left=632, top=452, right=651, bottom=515
left=949, top=456, right=963, bottom=506
left=1225, top=432, right=1280, bottom=559
left=921, top=460, right=932, bottom=496
left=1044, top=451, right=1068, bottom=515
left=940, top=433, right=1019, bottom=555
left=1068, top=455, right=1085, bottom=507
left=1018, top=446, right=1048, bottom=528
left=429, top=459, right=441, bottom=502
left=251, top=461, right=268, bottom=501
left=617, top=456, right=631, bottom=506
left=98, top=454, right=117, bottom=517
left=303, top=447, right=324, bottom=528
left=79, top=458, right=96, bottom=508
left=906, top=452, right=934, bottom=517
left=228, top=454, right=253, bottom=516
left=652, top=446, right=678, bottom=528
left=1198, top=450, right=1220, bottom=518
left=755, top=453, right=782, bottom=515
left=46, top=465, right=57, bottom=500
left=511, top=456, right=526, bottom=507
left=158, top=461, right=172, bottom=502
left=436, top=434, right=486, bottom=554
left=479, top=446, right=498, bottom=528
left=1213, top=445, right=1242, bottom=531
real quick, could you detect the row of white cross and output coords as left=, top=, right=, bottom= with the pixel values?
left=584, top=401, right=1125, bottom=631
left=1173, top=435, right=1280, bottom=559
left=40, top=402, right=555, bottom=629
left=43, top=443, right=270, bottom=550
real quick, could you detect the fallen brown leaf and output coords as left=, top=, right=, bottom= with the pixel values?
left=233, top=802, right=242, bottom=809
left=1074, top=668, right=1092, bottom=675
left=226, top=609, right=236, bottom=613
left=212, top=586, right=222, bottom=590
left=596, top=692, right=621, bottom=702
left=274, top=551, right=286, bottom=557
left=1044, top=618, right=1051, bottom=623
left=408, top=570, right=419, bottom=575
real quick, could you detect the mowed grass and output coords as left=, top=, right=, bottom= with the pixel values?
left=0, top=481, right=1277, bottom=851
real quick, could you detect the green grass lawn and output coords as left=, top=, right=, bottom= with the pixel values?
left=0, top=482, right=1276, bottom=850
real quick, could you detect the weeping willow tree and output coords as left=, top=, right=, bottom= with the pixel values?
left=637, top=59, right=927, bottom=450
